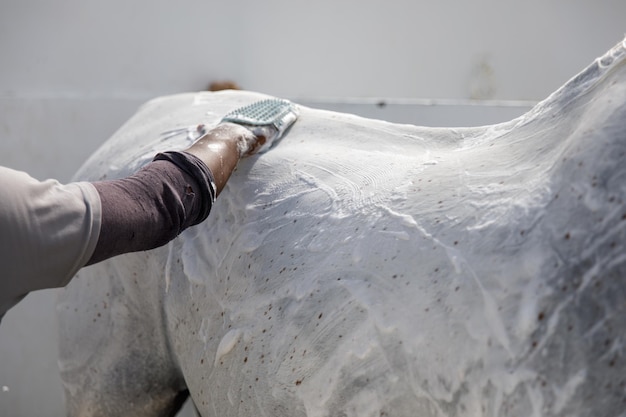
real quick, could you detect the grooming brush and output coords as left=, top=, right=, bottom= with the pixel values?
left=221, top=98, right=299, bottom=153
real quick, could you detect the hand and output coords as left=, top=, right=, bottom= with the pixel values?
left=183, top=123, right=253, bottom=196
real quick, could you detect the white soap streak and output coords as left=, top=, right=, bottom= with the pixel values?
left=214, top=328, right=242, bottom=366
left=552, top=369, right=587, bottom=414
left=164, top=245, right=176, bottom=294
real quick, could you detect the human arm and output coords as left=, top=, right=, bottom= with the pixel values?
left=86, top=121, right=275, bottom=265
left=0, top=98, right=297, bottom=320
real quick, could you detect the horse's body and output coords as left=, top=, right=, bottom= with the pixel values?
left=58, top=40, right=626, bottom=417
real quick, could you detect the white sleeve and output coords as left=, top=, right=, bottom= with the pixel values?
left=0, top=166, right=102, bottom=319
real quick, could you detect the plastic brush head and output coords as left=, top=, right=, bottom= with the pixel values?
left=221, top=98, right=299, bottom=153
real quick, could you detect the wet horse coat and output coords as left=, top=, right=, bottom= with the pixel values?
left=58, top=41, right=626, bottom=417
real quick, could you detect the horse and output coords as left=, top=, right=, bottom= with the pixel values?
left=57, top=40, right=626, bottom=417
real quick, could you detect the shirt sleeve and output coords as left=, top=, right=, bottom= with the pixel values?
left=87, top=151, right=216, bottom=265
left=0, top=166, right=101, bottom=319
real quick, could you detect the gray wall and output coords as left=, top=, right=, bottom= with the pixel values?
left=1, top=0, right=624, bottom=415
